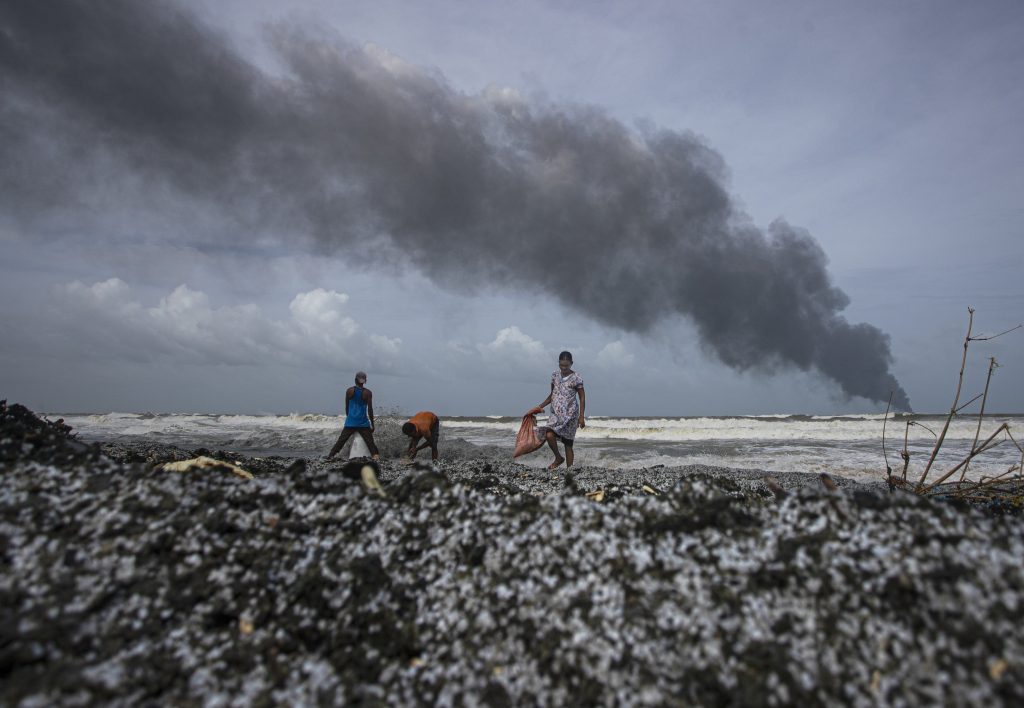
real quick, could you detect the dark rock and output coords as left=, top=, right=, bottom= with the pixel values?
left=283, top=458, right=306, bottom=475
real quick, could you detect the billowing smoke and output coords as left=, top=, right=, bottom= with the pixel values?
left=0, top=0, right=910, bottom=409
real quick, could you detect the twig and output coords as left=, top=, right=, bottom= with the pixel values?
left=901, top=420, right=912, bottom=482
left=1004, top=428, right=1023, bottom=453
left=919, top=307, right=974, bottom=488
left=881, top=391, right=893, bottom=475
left=960, top=358, right=997, bottom=482
left=924, top=428, right=1007, bottom=492
left=976, top=465, right=1020, bottom=486
left=954, top=392, right=984, bottom=414
left=969, top=323, right=1022, bottom=341
left=1005, top=427, right=1024, bottom=487
left=1018, top=432, right=1024, bottom=487
left=953, top=470, right=1023, bottom=496
left=920, top=423, right=1009, bottom=493
left=909, top=421, right=937, bottom=437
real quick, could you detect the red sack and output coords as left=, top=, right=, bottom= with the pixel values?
left=513, top=407, right=545, bottom=459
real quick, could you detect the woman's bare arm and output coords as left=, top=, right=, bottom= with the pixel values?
left=578, top=387, right=586, bottom=428
left=538, top=381, right=554, bottom=409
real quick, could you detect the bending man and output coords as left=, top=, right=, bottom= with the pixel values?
left=402, top=411, right=440, bottom=461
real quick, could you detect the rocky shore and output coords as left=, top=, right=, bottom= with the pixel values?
left=2, top=400, right=1022, bottom=705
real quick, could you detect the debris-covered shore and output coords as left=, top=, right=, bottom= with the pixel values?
left=2, top=401, right=1022, bottom=705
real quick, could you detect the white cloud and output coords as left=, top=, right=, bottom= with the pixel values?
left=288, top=289, right=356, bottom=336
left=596, top=340, right=635, bottom=368
left=478, top=325, right=546, bottom=361
left=369, top=333, right=402, bottom=355
left=60, top=277, right=140, bottom=316
left=49, top=278, right=399, bottom=371
left=469, top=325, right=552, bottom=381
left=445, top=340, right=474, bottom=357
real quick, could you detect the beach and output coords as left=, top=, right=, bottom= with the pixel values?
left=3, top=401, right=1023, bottom=705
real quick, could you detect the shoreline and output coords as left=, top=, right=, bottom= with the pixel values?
left=52, top=409, right=1024, bottom=485
left=99, top=436, right=885, bottom=499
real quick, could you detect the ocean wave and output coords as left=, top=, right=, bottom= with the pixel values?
left=446, top=415, right=1024, bottom=443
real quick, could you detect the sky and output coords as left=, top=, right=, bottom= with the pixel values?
left=0, top=0, right=1021, bottom=416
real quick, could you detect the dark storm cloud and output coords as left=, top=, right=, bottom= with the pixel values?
left=0, top=0, right=910, bottom=408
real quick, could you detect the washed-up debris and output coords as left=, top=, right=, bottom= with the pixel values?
left=333, top=459, right=387, bottom=496
left=283, top=458, right=306, bottom=475
left=764, top=476, right=787, bottom=501
left=585, top=488, right=605, bottom=502
left=159, top=455, right=254, bottom=480
left=360, top=463, right=387, bottom=497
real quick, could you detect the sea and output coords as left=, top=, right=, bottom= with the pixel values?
left=52, top=411, right=1024, bottom=485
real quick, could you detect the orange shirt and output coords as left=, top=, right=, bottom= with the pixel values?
left=407, top=411, right=439, bottom=437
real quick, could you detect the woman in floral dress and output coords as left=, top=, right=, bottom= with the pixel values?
left=535, top=351, right=586, bottom=469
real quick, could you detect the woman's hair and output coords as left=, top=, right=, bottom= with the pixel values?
left=558, top=350, right=573, bottom=363
left=354, top=371, right=367, bottom=384
left=402, top=422, right=416, bottom=436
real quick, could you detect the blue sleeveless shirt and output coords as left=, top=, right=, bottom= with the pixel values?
left=345, top=387, right=371, bottom=428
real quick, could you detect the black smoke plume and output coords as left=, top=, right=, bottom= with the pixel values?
left=0, top=0, right=910, bottom=408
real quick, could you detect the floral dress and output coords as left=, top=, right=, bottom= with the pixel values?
left=537, top=370, right=584, bottom=441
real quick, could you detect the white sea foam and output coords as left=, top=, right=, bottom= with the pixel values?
left=443, top=414, right=1020, bottom=443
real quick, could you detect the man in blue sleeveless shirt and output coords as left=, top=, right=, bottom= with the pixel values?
left=326, top=371, right=381, bottom=460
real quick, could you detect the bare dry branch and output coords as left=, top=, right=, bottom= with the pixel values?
left=919, top=307, right=974, bottom=487
left=961, top=357, right=997, bottom=482
left=901, top=420, right=912, bottom=482
left=954, top=470, right=1023, bottom=495
left=1004, top=428, right=1023, bottom=453
left=976, top=466, right=1020, bottom=485
left=1012, top=429, right=1024, bottom=484
left=909, top=421, right=937, bottom=437
left=954, top=392, right=984, bottom=414
left=920, top=423, right=1010, bottom=493
left=969, top=323, right=1022, bottom=341
left=882, top=391, right=893, bottom=475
